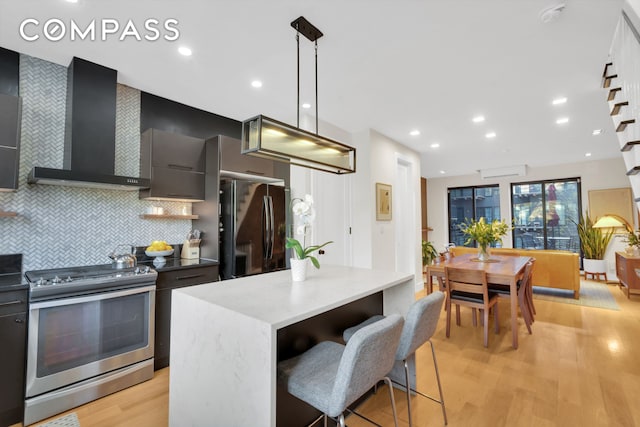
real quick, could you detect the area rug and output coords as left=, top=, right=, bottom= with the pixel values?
left=39, top=412, right=80, bottom=427
left=532, top=280, right=620, bottom=311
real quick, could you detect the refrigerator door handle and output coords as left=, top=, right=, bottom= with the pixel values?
left=263, top=195, right=271, bottom=260
left=262, top=196, right=268, bottom=259
left=268, top=196, right=275, bottom=259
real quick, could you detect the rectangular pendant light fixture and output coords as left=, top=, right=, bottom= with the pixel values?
left=242, top=115, right=356, bottom=174
left=241, top=16, right=356, bottom=175
left=241, top=115, right=356, bottom=174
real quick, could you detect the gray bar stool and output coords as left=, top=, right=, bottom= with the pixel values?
left=277, top=314, right=404, bottom=427
left=343, top=291, right=447, bottom=426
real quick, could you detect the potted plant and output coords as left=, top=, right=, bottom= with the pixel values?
left=459, top=217, right=511, bottom=261
left=624, top=229, right=640, bottom=256
left=422, top=240, right=439, bottom=267
left=575, top=213, right=613, bottom=274
left=285, top=194, right=332, bottom=281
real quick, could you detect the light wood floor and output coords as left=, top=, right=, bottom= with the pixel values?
left=21, top=279, right=640, bottom=427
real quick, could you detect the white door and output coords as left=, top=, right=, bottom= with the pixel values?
left=311, top=172, right=352, bottom=266
left=395, top=156, right=416, bottom=274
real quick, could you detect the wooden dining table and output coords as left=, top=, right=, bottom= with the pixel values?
left=426, top=253, right=531, bottom=349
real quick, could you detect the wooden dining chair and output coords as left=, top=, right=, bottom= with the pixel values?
left=445, top=266, right=500, bottom=347
left=489, top=259, right=536, bottom=334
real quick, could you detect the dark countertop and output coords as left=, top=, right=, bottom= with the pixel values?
left=0, top=254, right=26, bottom=291
left=0, top=273, right=28, bottom=291
left=138, top=257, right=218, bottom=273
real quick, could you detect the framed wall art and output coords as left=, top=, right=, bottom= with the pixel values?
left=376, top=182, right=392, bottom=221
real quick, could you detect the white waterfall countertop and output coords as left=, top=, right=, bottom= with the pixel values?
left=169, top=265, right=415, bottom=427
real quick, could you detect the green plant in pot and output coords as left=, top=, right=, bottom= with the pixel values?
left=422, top=240, right=439, bottom=266
left=624, top=229, right=640, bottom=256
left=575, top=213, right=613, bottom=274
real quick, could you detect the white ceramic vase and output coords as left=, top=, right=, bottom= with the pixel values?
left=583, top=258, right=607, bottom=274
left=290, top=258, right=308, bottom=282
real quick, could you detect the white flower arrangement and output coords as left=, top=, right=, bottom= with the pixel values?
left=286, top=194, right=332, bottom=269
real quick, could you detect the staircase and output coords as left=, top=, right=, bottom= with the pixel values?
left=605, top=12, right=640, bottom=207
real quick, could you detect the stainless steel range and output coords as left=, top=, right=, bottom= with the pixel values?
left=23, top=264, right=157, bottom=426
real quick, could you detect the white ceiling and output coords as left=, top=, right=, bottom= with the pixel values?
left=0, top=0, right=626, bottom=178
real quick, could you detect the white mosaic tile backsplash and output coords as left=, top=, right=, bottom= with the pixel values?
left=0, top=55, right=191, bottom=271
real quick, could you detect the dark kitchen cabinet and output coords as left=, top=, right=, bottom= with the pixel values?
left=154, top=263, right=218, bottom=370
left=0, top=288, right=27, bottom=426
left=219, top=135, right=274, bottom=177
left=0, top=93, right=22, bottom=191
left=139, top=128, right=206, bottom=201
left=193, top=138, right=222, bottom=261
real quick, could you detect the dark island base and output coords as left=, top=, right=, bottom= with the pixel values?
left=276, top=292, right=383, bottom=426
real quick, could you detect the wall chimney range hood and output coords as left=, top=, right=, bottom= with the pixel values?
left=28, top=57, right=149, bottom=191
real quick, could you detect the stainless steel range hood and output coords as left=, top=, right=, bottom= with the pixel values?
left=28, top=57, right=149, bottom=191
left=28, top=167, right=149, bottom=190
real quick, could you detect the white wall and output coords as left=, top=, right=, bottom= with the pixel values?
left=351, top=130, right=423, bottom=289
left=290, top=124, right=423, bottom=290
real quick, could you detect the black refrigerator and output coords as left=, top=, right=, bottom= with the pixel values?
left=220, top=177, right=288, bottom=279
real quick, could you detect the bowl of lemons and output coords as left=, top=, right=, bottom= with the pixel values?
left=145, top=241, right=174, bottom=266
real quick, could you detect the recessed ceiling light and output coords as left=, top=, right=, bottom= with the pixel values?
left=439, top=170, right=446, bottom=174
left=585, top=152, right=592, bottom=157
left=552, top=97, right=567, bottom=105
left=178, top=46, right=192, bottom=56
left=472, top=115, right=485, bottom=123
left=65, top=0, right=79, bottom=3
left=410, top=130, right=420, bottom=136
left=485, top=132, right=496, bottom=139
left=592, top=129, right=602, bottom=135
left=430, top=143, right=440, bottom=148
left=302, top=103, right=311, bottom=109
left=251, top=80, right=263, bottom=88
left=556, top=117, right=569, bottom=124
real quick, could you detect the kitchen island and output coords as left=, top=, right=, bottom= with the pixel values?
left=168, top=265, right=415, bottom=427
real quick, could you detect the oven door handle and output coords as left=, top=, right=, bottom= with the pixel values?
left=30, top=285, right=156, bottom=309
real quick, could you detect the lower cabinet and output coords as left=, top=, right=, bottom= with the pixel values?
left=154, top=264, right=218, bottom=370
left=616, top=251, right=640, bottom=298
left=0, top=288, right=27, bottom=427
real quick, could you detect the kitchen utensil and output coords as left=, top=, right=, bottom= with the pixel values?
left=109, top=244, right=137, bottom=269
left=181, top=239, right=201, bottom=259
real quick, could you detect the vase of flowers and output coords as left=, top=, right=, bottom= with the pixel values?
left=286, top=194, right=333, bottom=281
left=459, top=217, right=511, bottom=262
left=624, top=228, right=640, bottom=256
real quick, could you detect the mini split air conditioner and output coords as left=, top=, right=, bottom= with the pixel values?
left=479, top=165, right=527, bottom=179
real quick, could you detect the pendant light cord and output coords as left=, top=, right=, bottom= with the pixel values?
left=296, top=31, right=300, bottom=128
left=294, top=21, right=319, bottom=134
left=315, top=40, right=318, bottom=135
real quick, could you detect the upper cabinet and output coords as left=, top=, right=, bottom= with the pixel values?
left=219, top=135, right=274, bottom=178
left=139, top=128, right=205, bottom=201
left=0, top=47, right=20, bottom=192
left=0, top=94, right=22, bottom=192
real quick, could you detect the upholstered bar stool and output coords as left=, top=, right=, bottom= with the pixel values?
left=277, top=314, right=404, bottom=427
left=343, top=291, right=448, bottom=426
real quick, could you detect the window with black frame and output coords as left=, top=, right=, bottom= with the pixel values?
left=511, top=178, right=581, bottom=252
left=448, top=185, right=500, bottom=247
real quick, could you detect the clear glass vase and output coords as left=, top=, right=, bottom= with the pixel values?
left=477, top=244, right=491, bottom=262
